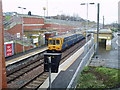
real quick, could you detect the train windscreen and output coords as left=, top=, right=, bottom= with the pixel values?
left=56, top=40, right=60, bottom=45
left=49, top=40, right=53, bottom=45
left=49, top=39, right=60, bottom=45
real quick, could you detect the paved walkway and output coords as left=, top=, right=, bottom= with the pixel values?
left=89, top=32, right=119, bottom=69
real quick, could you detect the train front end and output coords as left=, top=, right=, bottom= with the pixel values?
left=48, top=38, right=62, bottom=52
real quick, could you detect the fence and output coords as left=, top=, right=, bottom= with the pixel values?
left=67, top=39, right=95, bottom=89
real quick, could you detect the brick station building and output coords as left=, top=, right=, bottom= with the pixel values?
left=4, top=14, right=75, bottom=54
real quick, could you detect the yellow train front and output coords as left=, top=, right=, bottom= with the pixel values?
left=48, top=33, right=85, bottom=53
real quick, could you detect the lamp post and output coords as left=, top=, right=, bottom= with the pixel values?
left=80, top=3, right=100, bottom=55
left=80, top=3, right=95, bottom=43
left=18, top=7, right=26, bottom=52
left=46, top=0, right=48, bottom=16
left=96, top=3, right=100, bottom=55
left=43, top=7, right=46, bottom=18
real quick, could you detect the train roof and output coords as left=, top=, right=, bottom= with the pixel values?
left=51, top=32, right=83, bottom=39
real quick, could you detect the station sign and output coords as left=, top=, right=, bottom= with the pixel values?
left=16, top=33, right=20, bottom=38
left=4, top=41, right=14, bottom=57
left=33, top=38, right=38, bottom=43
left=44, top=53, right=62, bottom=73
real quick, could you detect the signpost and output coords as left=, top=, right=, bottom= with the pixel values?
left=48, top=57, right=51, bottom=89
left=44, top=53, right=62, bottom=89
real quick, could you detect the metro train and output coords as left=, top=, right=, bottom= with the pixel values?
left=47, top=33, right=85, bottom=52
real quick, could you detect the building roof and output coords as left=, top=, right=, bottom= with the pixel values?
left=51, top=32, right=82, bottom=39
left=87, top=29, right=112, bottom=33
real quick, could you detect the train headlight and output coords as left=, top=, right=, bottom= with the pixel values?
left=57, top=48, right=60, bottom=50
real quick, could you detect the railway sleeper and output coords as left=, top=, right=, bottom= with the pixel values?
left=9, top=75, right=17, bottom=78
left=25, top=86, right=35, bottom=88
left=40, top=76, right=48, bottom=79
left=25, top=85, right=38, bottom=88
left=33, top=81, right=43, bottom=84
left=15, top=71, right=25, bottom=75
left=20, top=69, right=28, bottom=72
left=29, top=83, right=39, bottom=87
left=13, top=73, right=23, bottom=76
left=36, top=78, right=46, bottom=81
left=24, top=80, right=43, bottom=88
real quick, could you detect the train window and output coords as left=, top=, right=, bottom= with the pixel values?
left=64, top=39, right=66, bottom=42
left=49, top=40, right=53, bottom=45
left=71, top=36, right=73, bottom=40
left=66, top=38, right=68, bottom=42
left=56, top=40, right=60, bottom=45
left=68, top=38, right=70, bottom=41
left=65, top=38, right=67, bottom=42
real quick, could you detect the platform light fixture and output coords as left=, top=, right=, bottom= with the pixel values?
left=80, top=3, right=95, bottom=43
left=80, top=3, right=100, bottom=55
left=43, top=7, right=46, bottom=18
left=18, top=6, right=26, bottom=52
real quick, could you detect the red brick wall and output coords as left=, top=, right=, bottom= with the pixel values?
left=5, top=17, right=75, bottom=53
left=43, top=24, right=75, bottom=33
left=24, top=45, right=33, bottom=51
left=23, top=17, right=44, bottom=30
left=42, top=24, right=51, bottom=28
left=14, top=43, right=33, bottom=53
left=14, top=43, right=23, bottom=53
left=6, top=17, right=75, bottom=35
left=24, top=25, right=43, bottom=30
left=5, top=24, right=22, bottom=35
left=24, top=17, right=44, bottom=24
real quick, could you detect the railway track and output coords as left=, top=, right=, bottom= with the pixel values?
left=7, top=36, right=90, bottom=89
left=6, top=51, right=45, bottom=74
left=7, top=59, right=44, bottom=83
left=20, top=72, right=48, bottom=89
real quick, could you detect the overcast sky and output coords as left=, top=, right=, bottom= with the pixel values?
left=2, top=0, right=119, bottom=24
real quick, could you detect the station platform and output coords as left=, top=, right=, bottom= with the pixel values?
left=40, top=47, right=84, bottom=89
left=39, top=38, right=94, bottom=89
left=89, top=32, right=119, bottom=69
left=39, top=32, right=119, bottom=89
left=5, top=46, right=48, bottom=66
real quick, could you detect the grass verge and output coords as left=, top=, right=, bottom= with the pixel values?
left=76, top=66, right=120, bottom=89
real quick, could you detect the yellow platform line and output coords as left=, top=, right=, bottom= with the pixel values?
left=40, top=47, right=84, bottom=88
left=61, top=46, right=84, bottom=71
left=62, top=54, right=80, bottom=71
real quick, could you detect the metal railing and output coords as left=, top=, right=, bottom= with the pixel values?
left=4, top=32, right=32, bottom=46
left=67, top=39, right=95, bottom=89
left=3, top=16, right=22, bottom=30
